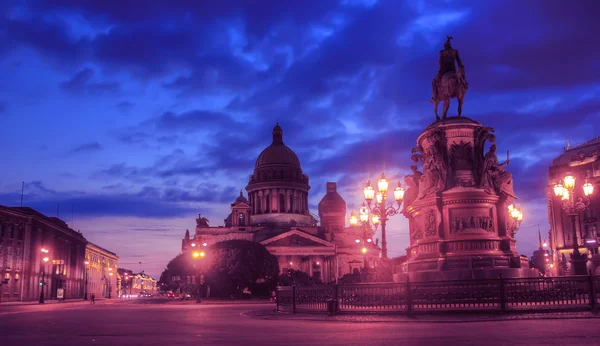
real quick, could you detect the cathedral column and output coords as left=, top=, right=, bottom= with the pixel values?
left=286, top=189, right=291, bottom=213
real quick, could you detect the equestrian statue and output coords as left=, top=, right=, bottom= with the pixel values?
left=430, top=36, right=469, bottom=120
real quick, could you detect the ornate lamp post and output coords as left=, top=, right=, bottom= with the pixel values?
left=84, top=260, right=89, bottom=300
left=553, top=175, right=595, bottom=275
left=506, top=204, right=524, bottom=236
left=108, top=268, right=113, bottom=299
left=192, top=247, right=206, bottom=304
left=39, top=248, right=50, bottom=304
left=362, top=173, right=404, bottom=259
left=349, top=205, right=379, bottom=268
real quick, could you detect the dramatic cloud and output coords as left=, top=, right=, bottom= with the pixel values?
left=1, top=0, right=599, bottom=277
left=60, top=67, right=120, bottom=94
left=69, top=142, right=103, bottom=154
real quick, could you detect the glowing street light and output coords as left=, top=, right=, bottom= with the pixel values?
left=39, top=248, right=50, bottom=304
left=361, top=172, right=404, bottom=258
left=552, top=174, right=596, bottom=275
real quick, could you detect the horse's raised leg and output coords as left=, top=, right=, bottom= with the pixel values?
left=434, top=101, right=440, bottom=121
left=442, top=100, right=450, bottom=119
left=457, top=95, right=463, bottom=117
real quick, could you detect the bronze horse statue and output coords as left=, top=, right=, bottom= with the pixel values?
left=433, top=67, right=468, bottom=120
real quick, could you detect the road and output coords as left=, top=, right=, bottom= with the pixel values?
left=1, top=298, right=600, bottom=346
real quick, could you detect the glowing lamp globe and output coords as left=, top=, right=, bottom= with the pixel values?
left=583, top=181, right=594, bottom=196
left=394, top=184, right=405, bottom=202
left=377, top=173, right=389, bottom=194
left=361, top=247, right=368, bottom=254
left=372, top=214, right=380, bottom=225
left=376, top=193, right=383, bottom=204
left=563, top=175, right=575, bottom=190
left=363, top=181, right=375, bottom=201
left=349, top=211, right=358, bottom=226
left=561, top=189, right=570, bottom=201
left=553, top=183, right=564, bottom=197
left=359, top=205, right=369, bottom=222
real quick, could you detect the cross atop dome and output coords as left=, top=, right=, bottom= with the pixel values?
left=272, top=123, right=283, bottom=144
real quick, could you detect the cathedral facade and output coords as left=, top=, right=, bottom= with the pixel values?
left=181, top=124, right=379, bottom=283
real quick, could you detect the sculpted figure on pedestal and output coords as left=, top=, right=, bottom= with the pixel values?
left=417, top=133, right=447, bottom=200
left=409, top=165, right=422, bottom=187
left=196, top=214, right=210, bottom=227
left=401, top=175, right=418, bottom=217
left=480, top=145, right=517, bottom=200
left=473, top=126, right=496, bottom=185
left=430, top=36, right=469, bottom=120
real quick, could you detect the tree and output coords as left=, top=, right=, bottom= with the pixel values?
left=204, top=240, right=279, bottom=298
left=158, top=253, right=195, bottom=293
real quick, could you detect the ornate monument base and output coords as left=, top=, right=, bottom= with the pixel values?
left=401, top=116, right=538, bottom=281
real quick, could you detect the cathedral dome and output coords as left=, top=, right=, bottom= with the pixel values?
left=255, top=124, right=301, bottom=169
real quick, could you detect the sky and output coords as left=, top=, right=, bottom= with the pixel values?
left=1, top=0, right=599, bottom=279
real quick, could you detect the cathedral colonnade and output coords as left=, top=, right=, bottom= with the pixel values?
left=248, top=188, right=309, bottom=215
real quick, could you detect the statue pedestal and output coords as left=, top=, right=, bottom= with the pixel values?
left=403, top=116, right=538, bottom=281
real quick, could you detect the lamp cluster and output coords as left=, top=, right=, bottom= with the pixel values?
left=354, top=173, right=404, bottom=259
left=553, top=175, right=594, bottom=214
left=552, top=174, right=595, bottom=275
left=191, top=242, right=209, bottom=259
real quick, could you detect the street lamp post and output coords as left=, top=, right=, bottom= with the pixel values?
left=361, top=173, right=404, bottom=259
left=39, top=248, right=50, bottom=304
left=553, top=175, right=595, bottom=275
left=192, top=247, right=206, bottom=304
left=84, top=261, right=89, bottom=300
left=108, top=268, right=113, bottom=299
left=506, top=204, right=524, bottom=237
left=349, top=206, right=379, bottom=269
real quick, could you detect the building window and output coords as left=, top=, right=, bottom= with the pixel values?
left=593, top=163, right=600, bottom=177
left=0, top=224, right=3, bottom=238
left=238, top=213, right=245, bottom=226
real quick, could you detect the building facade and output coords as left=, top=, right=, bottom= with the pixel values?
left=547, top=137, right=600, bottom=275
left=182, top=124, right=379, bottom=282
left=117, top=268, right=156, bottom=297
left=85, top=242, right=119, bottom=299
left=0, top=206, right=87, bottom=301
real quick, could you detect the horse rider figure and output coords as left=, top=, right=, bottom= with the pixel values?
left=430, top=36, right=468, bottom=104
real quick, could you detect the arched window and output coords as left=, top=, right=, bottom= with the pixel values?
left=238, top=213, right=245, bottom=226
left=279, top=194, right=285, bottom=212
left=265, top=194, right=270, bottom=213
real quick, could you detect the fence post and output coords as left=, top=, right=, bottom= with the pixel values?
left=292, top=285, right=296, bottom=314
left=406, top=276, right=412, bottom=315
left=275, top=287, right=279, bottom=312
left=499, top=274, right=506, bottom=313
left=589, top=271, right=597, bottom=313
left=334, top=284, right=339, bottom=313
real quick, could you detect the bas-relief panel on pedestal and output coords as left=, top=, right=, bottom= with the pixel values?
left=449, top=209, right=495, bottom=234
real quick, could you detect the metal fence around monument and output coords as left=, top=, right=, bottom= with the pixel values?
left=276, top=275, right=600, bottom=314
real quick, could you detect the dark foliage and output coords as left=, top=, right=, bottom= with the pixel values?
left=278, top=269, right=323, bottom=286
left=204, top=240, right=279, bottom=298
